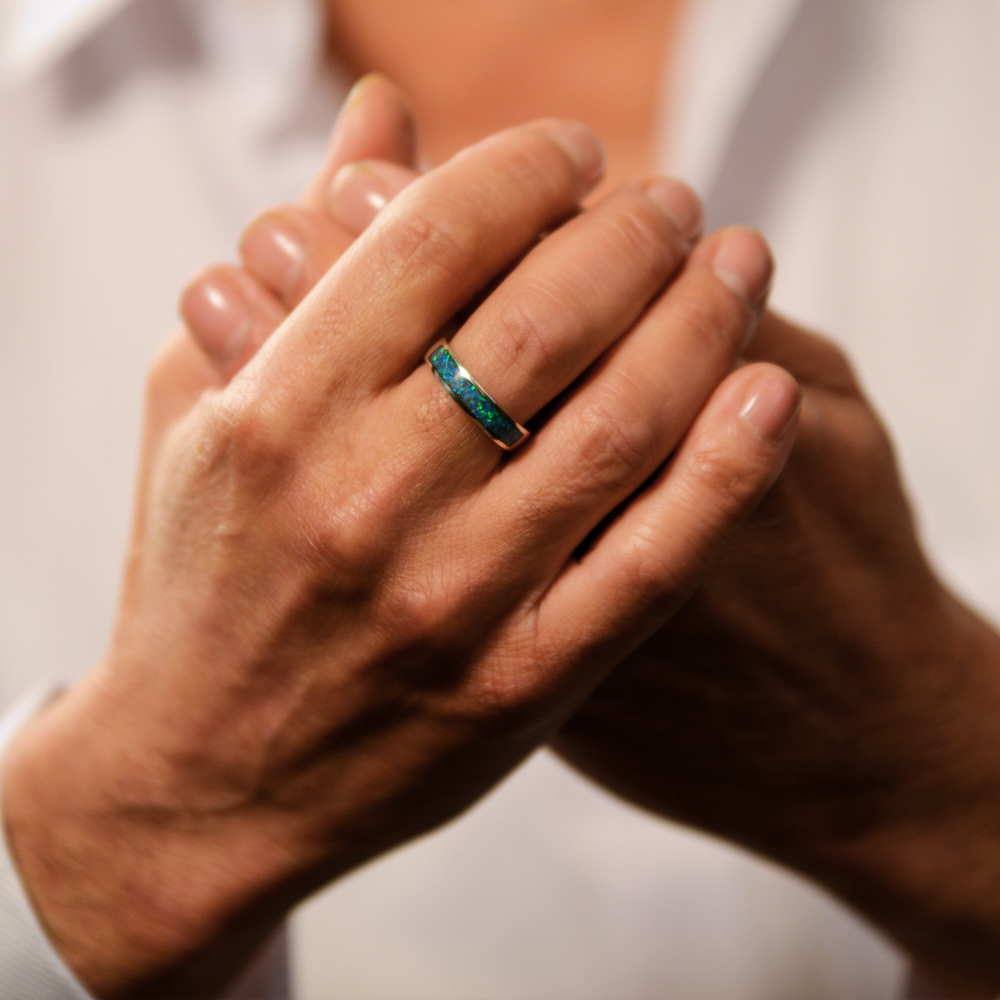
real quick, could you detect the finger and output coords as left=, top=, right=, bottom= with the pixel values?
left=491, top=227, right=773, bottom=563
left=227, top=160, right=420, bottom=378
left=257, top=119, right=607, bottom=401
left=226, top=76, right=418, bottom=353
left=191, top=76, right=418, bottom=374
left=540, top=362, right=801, bottom=669
left=178, top=264, right=288, bottom=380
left=745, top=311, right=860, bottom=394
left=449, top=176, right=702, bottom=416
left=239, top=160, right=420, bottom=311
left=328, top=160, right=421, bottom=237
left=238, top=205, right=353, bottom=311
left=176, top=76, right=419, bottom=389
left=388, top=176, right=702, bottom=475
left=299, top=73, right=418, bottom=213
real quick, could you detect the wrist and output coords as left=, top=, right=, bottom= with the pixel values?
left=784, top=592, right=1000, bottom=996
left=1, top=677, right=302, bottom=999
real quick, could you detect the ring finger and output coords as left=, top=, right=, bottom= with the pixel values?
left=386, top=175, right=703, bottom=478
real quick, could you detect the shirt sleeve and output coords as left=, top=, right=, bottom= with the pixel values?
left=0, top=687, right=92, bottom=999
left=0, top=688, right=290, bottom=1000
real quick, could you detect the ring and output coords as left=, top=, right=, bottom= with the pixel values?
left=425, top=341, right=529, bottom=450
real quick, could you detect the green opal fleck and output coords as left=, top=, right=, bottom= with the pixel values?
left=428, top=344, right=524, bottom=448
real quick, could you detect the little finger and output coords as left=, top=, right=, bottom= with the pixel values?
left=491, top=227, right=772, bottom=560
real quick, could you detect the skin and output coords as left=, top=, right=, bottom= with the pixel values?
left=556, top=314, right=1000, bottom=997
left=323, top=0, right=685, bottom=195
left=189, top=79, right=1000, bottom=996
left=3, top=95, right=797, bottom=998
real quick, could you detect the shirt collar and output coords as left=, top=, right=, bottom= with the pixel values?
left=0, top=0, right=132, bottom=78
left=0, top=0, right=338, bottom=141
left=3, top=0, right=806, bottom=192
left=663, top=0, right=804, bottom=194
left=0, top=0, right=331, bottom=102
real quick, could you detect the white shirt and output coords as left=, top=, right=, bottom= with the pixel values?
left=1, top=0, right=998, bottom=997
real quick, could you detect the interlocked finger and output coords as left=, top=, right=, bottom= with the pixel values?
left=489, top=227, right=773, bottom=567
left=390, top=176, right=702, bottom=474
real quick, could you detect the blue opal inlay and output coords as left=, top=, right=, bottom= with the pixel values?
left=427, top=344, right=525, bottom=448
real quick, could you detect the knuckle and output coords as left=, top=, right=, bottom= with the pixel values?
left=412, top=373, right=477, bottom=447
left=296, top=506, right=385, bottom=597
left=606, top=196, right=682, bottom=270
left=498, top=128, right=580, bottom=200
left=377, top=206, right=469, bottom=284
left=146, top=330, right=222, bottom=402
left=377, top=577, right=446, bottom=644
left=573, top=386, right=661, bottom=493
left=512, top=484, right=577, bottom=532
left=686, top=438, right=766, bottom=516
left=673, top=280, right=746, bottom=361
left=447, top=126, right=580, bottom=216
left=283, top=468, right=414, bottom=614
left=621, top=524, right=690, bottom=606
left=488, top=287, right=563, bottom=388
left=469, top=635, right=555, bottom=727
left=373, top=557, right=475, bottom=658
left=206, top=390, right=297, bottom=493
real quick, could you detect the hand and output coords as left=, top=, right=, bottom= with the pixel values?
left=0, top=72, right=418, bottom=999
left=221, top=149, right=1000, bottom=993
left=175, top=83, right=1000, bottom=996
left=2, top=113, right=798, bottom=1000
left=552, top=312, right=1000, bottom=997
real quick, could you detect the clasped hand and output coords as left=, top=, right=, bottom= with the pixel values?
left=175, top=79, right=1000, bottom=996
left=3, top=99, right=797, bottom=996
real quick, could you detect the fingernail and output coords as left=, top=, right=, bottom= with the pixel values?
left=323, top=75, right=375, bottom=163
left=644, top=178, right=703, bottom=245
left=328, top=160, right=414, bottom=235
left=542, top=120, right=607, bottom=188
left=345, top=72, right=381, bottom=109
left=180, top=273, right=251, bottom=363
left=336, top=72, right=382, bottom=133
left=739, top=369, right=802, bottom=444
left=713, top=227, right=773, bottom=308
left=240, top=216, right=305, bottom=301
